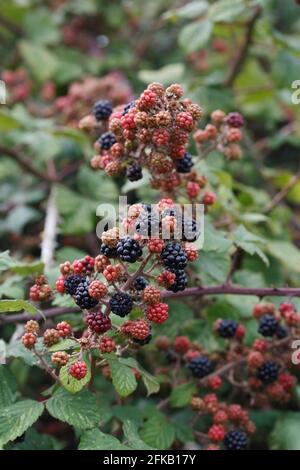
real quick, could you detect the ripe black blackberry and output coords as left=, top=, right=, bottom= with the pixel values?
left=100, top=243, right=118, bottom=258
left=74, top=280, right=98, bottom=310
left=99, top=132, right=116, bottom=150
left=116, top=237, right=142, bottom=263
left=109, top=292, right=133, bottom=317
left=188, top=355, right=213, bottom=378
left=217, top=319, right=238, bottom=338
left=135, top=210, right=160, bottom=238
left=126, top=164, right=143, bottom=181
left=175, top=152, right=194, bottom=173
left=258, top=314, right=279, bottom=337
left=276, top=324, right=288, bottom=339
left=86, top=310, right=111, bottom=333
left=122, top=101, right=135, bottom=116
left=181, top=217, right=200, bottom=242
left=256, top=361, right=280, bottom=384
left=93, top=100, right=113, bottom=120
left=64, top=275, right=82, bottom=295
left=134, top=276, right=149, bottom=291
left=166, top=268, right=188, bottom=292
left=161, top=242, right=187, bottom=270
left=224, top=430, right=248, bottom=450
left=132, top=334, right=152, bottom=345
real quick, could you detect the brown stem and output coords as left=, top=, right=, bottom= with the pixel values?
left=264, top=171, right=300, bottom=214
left=0, top=306, right=80, bottom=325
left=33, top=347, right=60, bottom=383
left=0, top=15, right=24, bottom=36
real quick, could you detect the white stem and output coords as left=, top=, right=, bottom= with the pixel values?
left=41, top=186, right=58, bottom=271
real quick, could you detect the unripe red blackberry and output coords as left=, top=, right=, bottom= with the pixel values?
left=22, top=332, right=37, bottom=349
left=59, top=261, right=73, bottom=276
left=166, top=83, right=183, bottom=98
left=227, top=128, right=242, bottom=143
left=207, top=375, right=222, bottom=390
left=205, top=124, right=218, bottom=139
left=35, top=275, right=47, bottom=286
left=174, top=336, right=190, bottom=354
left=95, top=254, right=110, bottom=272
left=227, top=404, right=244, bottom=421
left=224, top=143, right=242, bottom=161
left=120, top=320, right=134, bottom=336
left=202, top=191, right=217, bottom=206
left=226, top=112, right=244, bottom=128
left=153, top=128, right=170, bottom=146
left=187, top=103, right=203, bottom=120
left=134, top=111, right=149, bottom=127
left=147, top=82, right=165, bottom=96
left=193, top=129, right=209, bottom=143
left=103, top=264, right=122, bottom=282
left=99, top=336, right=116, bottom=353
left=43, top=328, right=60, bottom=347
left=86, top=310, right=112, bottom=334
left=121, top=112, right=136, bottom=130
left=51, top=351, right=69, bottom=366
left=190, top=396, right=205, bottom=411
left=279, top=302, right=295, bottom=315
left=69, top=361, right=87, bottom=380
left=157, top=270, right=176, bottom=287
left=253, top=338, right=268, bottom=352
left=88, top=280, right=107, bottom=300
left=155, top=335, right=171, bottom=350
left=187, top=181, right=200, bottom=198
left=211, top=109, right=225, bottom=124
left=155, top=111, right=172, bottom=127
left=73, top=255, right=95, bottom=275
left=137, top=90, right=157, bottom=110
left=213, top=410, right=228, bottom=424
left=208, top=424, right=225, bottom=443
left=29, top=283, right=51, bottom=302
left=56, top=321, right=72, bottom=338
left=247, top=351, right=264, bottom=369
left=147, top=239, right=164, bottom=254
left=56, top=276, right=65, bottom=294
left=147, top=303, right=169, bottom=324
left=143, top=286, right=161, bottom=304
left=24, top=320, right=39, bottom=334
left=130, top=319, right=150, bottom=340
left=184, top=244, right=199, bottom=262
left=278, top=373, right=295, bottom=391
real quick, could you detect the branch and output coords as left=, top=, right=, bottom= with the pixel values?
left=0, top=15, right=24, bottom=36
left=41, top=186, right=58, bottom=271
left=0, top=145, right=58, bottom=183
left=223, top=5, right=261, bottom=87
left=0, top=306, right=80, bottom=325
left=263, top=171, right=300, bottom=214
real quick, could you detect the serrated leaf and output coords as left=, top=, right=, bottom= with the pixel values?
left=233, top=225, right=269, bottom=266
left=0, top=400, right=44, bottom=446
left=20, top=41, right=59, bottom=82
left=179, top=19, right=212, bottom=53
left=170, top=383, right=197, bottom=408
left=123, top=420, right=155, bottom=450
left=107, top=357, right=137, bottom=397
left=0, top=299, right=39, bottom=315
left=79, top=428, right=130, bottom=450
left=0, top=366, right=17, bottom=408
left=119, top=357, right=160, bottom=396
left=209, top=0, right=247, bottom=22
left=138, top=64, right=184, bottom=85
left=270, top=413, right=300, bottom=450
left=266, top=240, right=300, bottom=273
left=140, top=415, right=175, bottom=450
left=12, top=428, right=62, bottom=450
left=59, top=358, right=90, bottom=393
left=48, top=339, right=79, bottom=353
left=46, top=389, right=100, bottom=430
left=165, top=1, right=208, bottom=20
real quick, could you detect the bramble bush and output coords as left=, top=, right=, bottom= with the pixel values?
left=1, top=0, right=300, bottom=452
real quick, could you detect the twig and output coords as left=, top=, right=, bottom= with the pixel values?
left=33, top=347, right=60, bottom=383
left=41, top=186, right=58, bottom=271
left=223, top=5, right=261, bottom=87
left=0, top=306, right=80, bottom=325
left=264, top=171, right=300, bottom=214
left=0, top=14, right=24, bottom=36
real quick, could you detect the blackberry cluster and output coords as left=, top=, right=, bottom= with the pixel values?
left=132, top=334, right=152, bottom=345
left=188, top=356, right=213, bottom=378
left=166, top=268, right=187, bottom=292
left=99, top=132, right=116, bottom=150
left=93, top=100, right=113, bottom=120
left=126, top=164, right=143, bottom=182
left=100, top=243, right=118, bottom=258
left=134, top=276, right=149, bottom=291
left=116, top=237, right=142, bottom=263
left=109, top=292, right=133, bottom=317
left=161, top=242, right=187, bottom=270
left=258, top=314, right=279, bottom=337
left=175, top=152, right=194, bottom=173
left=74, top=280, right=98, bottom=310
left=64, top=275, right=83, bottom=295
left=217, top=319, right=238, bottom=338
left=224, top=430, right=248, bottom=450
left=86, top=310, right=111, bottom=333
left=135, top=210, right=160, bottom=237
left=256, top=361, right=280, bottom=384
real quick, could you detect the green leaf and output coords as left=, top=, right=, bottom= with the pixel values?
left=179, top=19, right=212, bottom=53
left=198, top=250, right=230, bottom=285
left=0, top=400, right=44, bottom=446
left=59, top=358, right=90, bottom=393
left=0, top=299, right=39, bottom=315
left=273, top=31, right=300, bottom=53
left=170, top=383, right=197, bottom=408
left=209, top=0, right=247, bottom=22
left=48, top=339, right=79, bottom=353
left=138, top=63, right=185, bottom=85
left=107, top=357, right=137, bottom=398
left=0, top=251, right=43, bottom=276
left=233, top=225, right=269, bottom=266
left=0, top=110, right=23, bottom=131
left=140, top=415, right=175, bottom=450
left=118, top=357, right=160, bottom=396
left=0, top=366, right=17, bottom=408
left=270, top=413, right=300, bottom=450
left=12, top=428, right=62, bottom=450
left=164, top=1, right=208, bottom=20
left=123, top=420, right=155, bottom=450
left=266, top=240, right=300, bottom=273
left=23, top=8, right=60, bottom=45
left=203, top=222, right=232, bottom=253
left=79, top=428, right=130, bottom=450
left=19, top=40, right=59, bottom=82
left=46, top=389, right=100, bottom=430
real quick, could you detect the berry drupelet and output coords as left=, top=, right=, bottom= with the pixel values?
left=224, top=430, right=248, bottom=450
left=175, top=152, right=194, bottom=173
left=217, top=319, right=238, bottom=339
left=99, top=132, right=116, bottom=150
left=256, top=361, right=280, bottom=384
left=134, top=276, right=149, bottom=291
left=126, top=164, right=143, bottom=181
left=100, top=243, right=118, bottom=258
left=93, top=100, right=113, bottom=120
left=161, top=242, right=188, bottom=270
left=188, top=355, right=213, bottom=378
left=109, top=292, right=133, bottom=317
left=64, top=275, right=83, bottom=296
left=74, top=280, right=98, bottom=310
left=258, top=314, right=279, bottom=337
left=116, top=237, right=142, bottom=263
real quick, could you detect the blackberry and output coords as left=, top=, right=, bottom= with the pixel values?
left=74, top=280, right=98, bottom=310
left=257, top=361, right=280, bottom=384
left=224, top=430, right=248, bottom=450
left=175, top=152, right=194, bottom=173
left=100, top=243, right=118, bottom=258
left=258, top=314, right=279, bottom=337
left=188, top=355, right=213, bottom=378
left=135, top=210, right=160, bottom=238
left=122, top=100, right=135, bottom=116
left=160, top=242, right=187, bottom=270
left=93, top=100, right=113, bottom=120
left=86, top=310, right=111, bottom=333
left=132, top=334, right=152, bottom=345
left=126, top=164, right=143, bottom=181
left=109, top=292, right=133, bottom=317
left=134, top=276, right=149, bottom=291
left=166, top=268, right=188, bottom=292
left=64, top=275, right=83, bottom=295
left=217, top=319, right=238, bottom=339
left=116, top=237, right=142, bottom=263
left=276, top=324, right=289, bottom=339
left=99, top=132, right=116, bottom=150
